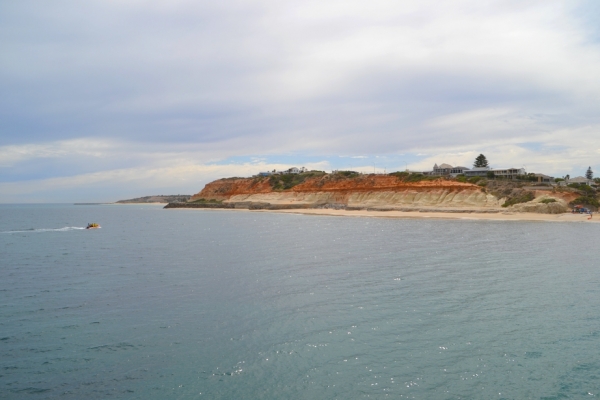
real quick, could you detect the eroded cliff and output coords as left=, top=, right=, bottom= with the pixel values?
left=188, top=173, right=502, bottom=210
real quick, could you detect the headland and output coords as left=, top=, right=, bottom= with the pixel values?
left=115, top=195, right=191, bottom=204
left=164, top=170, right=598, bottom=222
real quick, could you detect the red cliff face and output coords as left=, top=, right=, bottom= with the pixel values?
left=191, top=174, right=479, bottom=201
left=190, top=178, right=275, bottom=201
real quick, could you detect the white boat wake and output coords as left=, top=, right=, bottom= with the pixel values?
left=1, top=227, right=88, bottom=234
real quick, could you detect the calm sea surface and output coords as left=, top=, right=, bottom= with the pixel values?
left=1, top=204, right=600, bottom=399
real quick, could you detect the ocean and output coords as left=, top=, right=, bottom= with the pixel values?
left=1, top=204, right=600, bottom=399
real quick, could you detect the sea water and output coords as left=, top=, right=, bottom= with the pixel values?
left=1, top=204, right=600, bottom=399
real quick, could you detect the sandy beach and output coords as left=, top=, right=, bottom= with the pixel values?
left=109, top=202, right=168, bottom=205
left=169, top=206, right=598, bottom=223
left=270, top=208, right=598, bottom=222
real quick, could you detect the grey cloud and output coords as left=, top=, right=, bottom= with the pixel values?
left=1, top=0, right=600, bottom=201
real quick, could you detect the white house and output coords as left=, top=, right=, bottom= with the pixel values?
left=567, top=176, right=593, bottom=185
left=491, top=168, right=526, bottom=179
left=431, top=163, right=470, bottom=177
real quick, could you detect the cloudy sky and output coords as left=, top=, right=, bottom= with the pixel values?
left=1, top=0, right=599, bottom=202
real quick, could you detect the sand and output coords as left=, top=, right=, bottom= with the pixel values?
left=264, top=208, right=599, bottom=223
left=109, top=202, right=168, bottom=205
left=169, top=206, right=598, bottom=223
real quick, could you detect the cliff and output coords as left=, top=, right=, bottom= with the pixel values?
left=171, top=172, right=578, bottom=214
left=186, top=173, right=503, bottom=210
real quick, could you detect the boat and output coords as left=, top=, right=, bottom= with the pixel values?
left=86, top=223, right=100, bottom=229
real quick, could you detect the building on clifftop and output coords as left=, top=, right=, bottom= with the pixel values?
left=429, top=163, right=470, bottom=177
left=491, top=168, right=526, bottom=180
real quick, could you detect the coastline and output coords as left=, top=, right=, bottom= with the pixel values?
left=166, top=206, right=599, bottom=223
left=109, top=202, right=168, bottom=205
left=271, top=208, right=598, bottom=222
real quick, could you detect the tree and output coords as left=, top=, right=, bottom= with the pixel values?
left=473, top=154, right=489, bottom=168
left=586, top=166, right=593, bottom=180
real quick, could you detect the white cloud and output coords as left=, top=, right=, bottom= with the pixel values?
left=408, top=128, right=600, bottom=177
left=0, top=139, right=117, bottom=166
left=0, top=159, right=332, bottom=203
left=2, top=0, right=600, bottom=200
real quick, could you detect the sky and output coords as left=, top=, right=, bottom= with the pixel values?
left=1, top=0, right=600, bottom=202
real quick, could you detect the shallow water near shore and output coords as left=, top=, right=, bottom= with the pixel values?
left=2, top=204, right=600, bottom=399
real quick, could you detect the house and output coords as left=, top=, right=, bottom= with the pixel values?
left=431, top=163, right=470, bottom=177
left=491, top=168, right=526, bottom=180
left=432, top=163, right=453, bottom=175
left=532, top=173, right=554, bottom=183
left=287, top=167, right=300, bottom=174
left=567, top=176, right=593, bottom=185
left=464, top=167, right=491, bottom=177
left=450, top=166, right=470, bottom=176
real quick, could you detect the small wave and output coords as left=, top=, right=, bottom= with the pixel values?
left=1, top=227, right=87, bottom=234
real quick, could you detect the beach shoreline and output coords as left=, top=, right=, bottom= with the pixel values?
left=166, top=206, right=598, bottom=223
left=109, top=202, right=168, bottom=205
left=273, top=208, right=598, bottom=222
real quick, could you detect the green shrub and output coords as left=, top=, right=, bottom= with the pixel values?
left=389, top=171, right=410, bottom=179
left=502, top=191, right=535, bottom=207
left=335, top=170, right=360, bottom=178
left=540, top=198, right=557, bottom=204
left=516, top=174, right=538, bottom=182
left=269, top=171, right=327, bottom=190
left=388, top=172, right=437, bottom=182
left=570, top=196, right=600, bottom=208
left=568, top=183, right=595, bottom=194
left=404, top=173, right=427, bottom=182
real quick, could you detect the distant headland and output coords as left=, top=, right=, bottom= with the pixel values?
left=116, top=195, right=191, bottom=204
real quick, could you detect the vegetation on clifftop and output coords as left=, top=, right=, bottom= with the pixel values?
left=116, top=195, right=191, bottom=203
left=268, top=170, right=327, bottom=190
left=334, top=170, right=360, bottom=178
left=502, top=192, right=535, bottom=207
left=483, top=180, right=536, bottom=208
left=455, top=175, right=486, bottom=184
left=388, top=171, right=439, bottom=182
